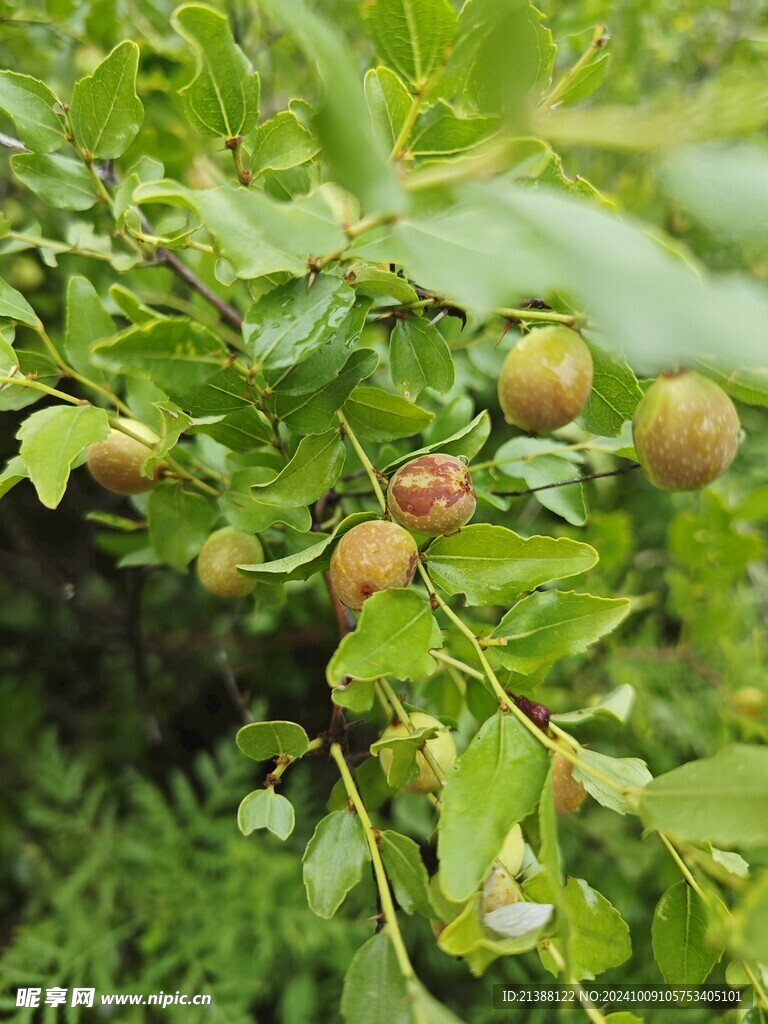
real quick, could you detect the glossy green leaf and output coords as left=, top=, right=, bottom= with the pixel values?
left=529, top=874, right=632, bottom=980
left=179, top=367, right=261, bottom=417
left=410, top=102, right=497, bottom=157
left=347, top=264, right=419, bottom=305
left=92, top=319, right=227, bottom=397
left=63, top=276, right=114, bottom=379
left=437, top=892, right=548, bottom=968
left=17, top=405, right=110, bottom=509
left=364, top=67, right=411, bottom=147
left=0, top=456, right=28, bottom=500
left=558, top=52, right=610, bottom=106
left=340, top=932, right=409, bottom=1024
left=438, top=713, right=549, bottom=900
left=238, top=512, right=376, bottom=583
left=426, top=525, right=597, bottom=607
left=572, top=749, right=652, bottom=815
left=147, top=482, right=216, bottom=571
left=249, top=111, right=318, bottom=176
left=11, top=154, right=98, bottom=211
left=652, top=881, right=722, bottom=984
left=236, top=720, right=310, bottom=761
left=551, top=684, right=636, bottom=727
left=491, top=591, right=631, bottom=672
left=0, top=345, right=60, bottom=412
left=638, top=744, right=768, bottom=848
left=244, top=275, right=356, bottom=372
left=343, top=386, right=433, bottom=441
left=538, top=764, right=562, bottom=884
left=381, top=411, right=490, bottom=472
left=577, top=338, right=643, bottom=437
left=362, top=0, right=456, bottom=89
left=274, top=349, right=379, bottom=435
left=390, top=318, right=454, bottom=401
left=172, top=3, right=259, bottom=139
left=694, top=358, right=768, bottom=410
left=250, top=428, right=345, bottom=506
left=493, top=437, right=587, bottom=526
left=237, top=788, right=295, bottom=840
left=379, top=831, right=432, bottom=917
left=327, top=589, right=437, bottom=686
left=0, top=276, right=39, bottom=327
left=303, top=809, right=370, bottom=918
left=70, top=41, right=143, bottom=159
left=261, top=0, right=400, bottom=212
left=0, top=72, right=65, bottom=153
left=189, top=407, right=274, bottom=450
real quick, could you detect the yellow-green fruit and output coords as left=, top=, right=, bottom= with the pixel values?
left=196, top=527, right=264, bottom=598
left=86, top=419, right=160, bottom=495
left=497, top=823, right=525, bottom=877
left=387, top=453, right=476, bottom=536
left=378, top=711, right=457, bottom=795
left=553, top=752, right=588, bottom=815
left=498, top=325, right=593, bottom=434
left=482, top=863, right=519, bottom=916
left=632, top=371, right=740, bottom=491
left=329, top=520, right=418, bottom=611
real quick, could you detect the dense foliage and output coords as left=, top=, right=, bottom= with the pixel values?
left=1, top=0, right=767, bottom=1021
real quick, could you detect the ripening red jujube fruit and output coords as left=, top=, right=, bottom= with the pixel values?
left=387, top=453, right=476, bottom=536
left=196, top=527, right=264, bottom=598
left=498, top=325, right=593, bottom=434
left=329, top=520, right=418, bottom=611
left=632, top=371, right=740, bottom=491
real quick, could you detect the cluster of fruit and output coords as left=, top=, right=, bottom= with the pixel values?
left=84, top=325, right=741, bottom=607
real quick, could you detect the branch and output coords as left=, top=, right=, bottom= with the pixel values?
left=493, top=463, right=641, bottom=497
left=157, top=247, right=243, bottom=331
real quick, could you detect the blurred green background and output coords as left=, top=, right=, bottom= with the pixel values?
left=1, top=1, right=767, bottom=1020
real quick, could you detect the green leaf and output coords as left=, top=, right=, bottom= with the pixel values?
left=63, top=276, right=114, bottom=378
left=237, top=788, right=295, bottom=840
left=147, top=482, right=216, bottom=571
left=577, top=338, right=643, bottom=437
left=193, top=186, right=348, bottom=280
left=274, top=349, right=379, bottom=435
left=491, top=591, right=631, bottom=673
left=426, top=525, right=597, bottom=607
left=179, top=367, right=261, bottom=416
left=538, top=764, right=562, bottom=884
left=572, top=749, right=652, bottom=815
left=381, top=411, right=490, bottom=472
left=172, top=3, right=259, bottom=139
left=236, top=720, right=310, bottom=761
left=638, top=744, right=768, bottom=848
left=303, top=809, right=370, bottom=918
left=437, top=891, right=547, bottom=967
left=371, top=723, right=442, bottom=790
left=390, top=318, right=454, bottom=401
left=0, top=345, right=60, bottom=412
left=528, top=874, right=632, bottom=980
left=249, top=111, right=318, bottom=176
left=694, top=358, right=768, bottom=410
left=652, top=881, right=722, bottom=984
left=92, top=319, right=227, bottom=397
left=70, top=41, right=143, bottom=159
left=379, top=831, right=432, bottom=917
left=364, top=67, right=412, bottom=147
left=0, top=456, right=29, bottom=500
left=347, top=264, right=419, bottom=305
left=340, top=932, right=409, bottom=1024
left=18, top=405, right=110, bottom=509
left=410, top=102, right=498, bottom=157
left=244, top=275, right=356, bottom=372
left=11, top=153, right=98, bottom=211
left=238, top=512, right=376, bottom=583
left=707, top=845, right=749, bottom=879
left=438, top=713, right=549, bottom=900
left=189, top=407, right=274, bottom=450
left=0, top=72, right=65, bottom=153
left=493, top=437, right=587, bottom=526
left=731, top=872, right=768, bottom=961
left=0, top=276, right=39, bottom=327
left=343, top=386, right=433, bottom=442
left=250, top=428, right=345, bottom=507
left=327, top=589, right=437, bottom=686
left=558, top=52, right=610, bottom=106
left=362, top=0, right=456, bottom=89
left=551, top=684, right=636, bottom=728
left=261, top=0, right=400, bottom=212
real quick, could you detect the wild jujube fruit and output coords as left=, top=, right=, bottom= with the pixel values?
left=86, top=418, right=161, bottom=495
left=387, top=454, right=476, bottom=536
left=196, top=527, right=264, bottom=598
left=498, top=325, right=593, bottom=434
left=329, top=520, right=418, bottom=611
left=553, top=752, right=588, bottom=815
left=632, top=370, right=740, bottom=491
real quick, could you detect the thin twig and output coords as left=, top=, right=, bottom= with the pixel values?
left=493, top=463, right=641, bottom=497
left=217, top=644, right=253, bottom=724
left=157, top=247, right=243, bottom=330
